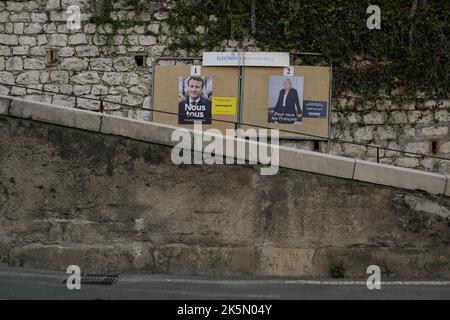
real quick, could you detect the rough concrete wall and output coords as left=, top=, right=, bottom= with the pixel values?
left=0, top=1, right=449, bottom=171
left=0, top=115, right=449, bottom=278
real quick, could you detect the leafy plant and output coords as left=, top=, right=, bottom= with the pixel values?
left=329, top=262, right=346, bottom=278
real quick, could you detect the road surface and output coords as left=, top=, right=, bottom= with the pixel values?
left=0, top=264, right=449, bottom=300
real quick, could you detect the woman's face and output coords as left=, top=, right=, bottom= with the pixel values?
left=283, top=80, right=292, bottom=90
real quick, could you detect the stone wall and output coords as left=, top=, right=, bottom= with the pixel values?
left=329, top=95, right=450, bottom=175
left=1, top=114, right=449, bottom=278
left=0, top=0, right=175, bottom=119
left=0, top=0, right=449, bottom=174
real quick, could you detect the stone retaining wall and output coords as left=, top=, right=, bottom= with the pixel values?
left=0, top=0, right=449, bottom=174
left=0, top=96, right=449, bottom=278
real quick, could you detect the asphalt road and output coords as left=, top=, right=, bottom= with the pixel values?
left=0, top=264, right=449, bottom=300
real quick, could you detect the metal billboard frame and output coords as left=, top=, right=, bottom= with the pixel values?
left=150, top=52, right=333, bottom=153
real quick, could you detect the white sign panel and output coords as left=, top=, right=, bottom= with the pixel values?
left=203, top=52, right=290, bottom=67
left=191, top=65, right=201, bottom=75
left=283, top=66, right=294, bottom=77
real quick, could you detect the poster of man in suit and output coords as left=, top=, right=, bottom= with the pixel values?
left=268, top=76, right=304, bottom=125
left=178, top=76, right=213, bottom=124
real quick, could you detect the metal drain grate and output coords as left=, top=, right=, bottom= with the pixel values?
left=80, top=273, right=119, bottom=285
left=63, top=273, right=119, bottom=285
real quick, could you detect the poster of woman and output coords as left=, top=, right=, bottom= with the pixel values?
left=268, top=76, right=304, bottom=125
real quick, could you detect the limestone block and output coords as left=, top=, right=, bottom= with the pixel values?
left=68, top=34, right=87, bottom=45
left=405, top=142, right=428, bottom=155
left=19, top=35, right=36, bottom=46
left=0, top=12, right=9, bottom=23
left=139, top=35, right=157, bottom=45
left=7, top=1, right=24, bottom=11
left=46, top=0, right=61, bottom=10
left=363, top=111, right=386, bottom=125
left=435, top=110, right=449, bottom=122
left=353, top=127, right=374, bottom=142
left=376, top=126, right=397, bottom=141
left=395, top=157, right=420, bottom=168
left=421, top=126, right=448, bottom=136
left=91, top=84, right=108, bottom=95
left=109, top=86, right=128, bottom=95
left=24, top=58, right=45, bottom=70
left=50, top=70, right=69, bottom=84
left=58, top=47, right=75, bottom=57
left=0, top=35, right=18, bottom=45
left=37, top=34, right=47, bottom=45
left=102, top=72, right=123, bottom=86
left=76, top=45, right=99, bottom=57
left=52, top=94, right=76, bottom=108
left=90, top=58, right=112, bottom=71
left=0, top=71, right=15, bottom=84
left=24, top=23, right=43, bottom=34
left=13, top=22, right=24, bottom=34
left=389, top=111, right=408, bottom=124
left=30, top=46, right=46, bottom=56
left=0, top=46, right=11, bottom=56
left=77, top=95, right=101, bottom=111
left=12, top=46, right=29, bottom=55
left=440, top=142, right=450, bottom=154
left=48, top=34, right=67, bottom=46
left=6, top=57, right=23, bottom=71
left=31, top=13, right=48, bottom=23
left=113, top=57, right=135, bottom=72
left=71, top=71, right=100, bottom=85
left=10, top=12, right=30, bottom=23
left=73, top=85, right=91, bottom=96
left=16, top=71, right=40, bottom=84
left=122, top=94, right=144, bottom=107
left=60, top=57, right=88, bottom=71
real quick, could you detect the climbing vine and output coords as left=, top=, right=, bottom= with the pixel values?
left=91, top=0, right=450, bottom=100
left=89, top=0, right=162, bottom=32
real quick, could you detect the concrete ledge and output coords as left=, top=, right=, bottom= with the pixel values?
left=1, top=95, right=450, bottom=196
left=7, top=96, right=101, bottom=132
left=279, top=146, right=356, bottom=179
left=100, top=115, right=179, bottom=147
left=354, top=160, right=447, bottom=195
left=0, top=96, right=10, bottom=115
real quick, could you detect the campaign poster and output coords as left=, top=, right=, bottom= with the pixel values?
left=303, top=100, right=327, bottom=118
left=178, top=76, right=213, bottom=124
left=268, top=76, right=304, bottom=125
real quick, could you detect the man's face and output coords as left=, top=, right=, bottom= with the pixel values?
left=188, top=79, right=203, bottom=100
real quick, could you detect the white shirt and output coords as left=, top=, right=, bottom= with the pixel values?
left=282, top=94, right=287, bottom=107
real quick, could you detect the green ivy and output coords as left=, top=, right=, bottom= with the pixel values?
left=89, top=0, right=155, bottom=46
left=90, top=0, right=450, bottom=100
left=166, top=0, right=450, bottom=100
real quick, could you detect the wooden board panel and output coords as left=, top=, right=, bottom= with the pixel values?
left=241, top=66, right=330, bottom=139
left=153, top=65, right=240, bottom=133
